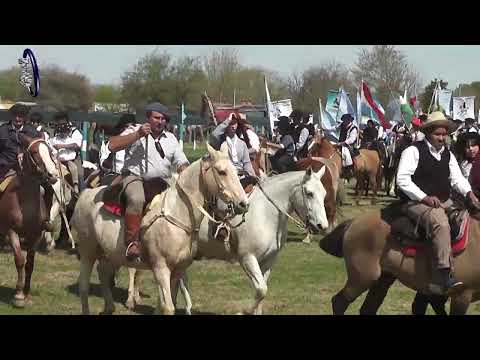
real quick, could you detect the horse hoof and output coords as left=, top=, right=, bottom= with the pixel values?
left=24, top=295, right=33, bottom=306
left=126, top=299, right=135, bottom=310
left=99, top=309, right=114, bottom=315
left=12, top=298, right=25, bottom=309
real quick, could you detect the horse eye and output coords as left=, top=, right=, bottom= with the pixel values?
left=306, top=191, right=314, bottom=198
left=218, top=170, right=227, bottom=176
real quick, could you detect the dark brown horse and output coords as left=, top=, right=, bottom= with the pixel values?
left=0, top=135, right=59, bottom=307
left=319, top=205, right=480, bottom=315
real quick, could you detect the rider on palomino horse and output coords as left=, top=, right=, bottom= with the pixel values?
left=0, top=104, right=40, bottom=180
left=108, top=102, right=190, bottom=261
left=396, top=111, right=480, bottom=295
left=335, top=113, right=359, bottom=178
left=209, top=112, right=257, bottom=241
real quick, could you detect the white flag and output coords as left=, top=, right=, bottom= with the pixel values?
left=265, top=76, right=292, bottom=135
left=453, top=96, right=475, bottom=121
left=438, top=89, right=453, bottom=116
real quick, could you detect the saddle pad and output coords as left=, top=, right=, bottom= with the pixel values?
left=401, top=217, right=471, bottom=257
left=0, top=174, right=16, bottom=193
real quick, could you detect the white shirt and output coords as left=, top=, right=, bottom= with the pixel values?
left=397, top=139, right=472, bottom=201
left=296, top=127, right=310, bottom=151
left=50, top=129, right=83, bottom=162
left=344, top=125, right=358, bottom=146
left=246, top=128, right=260, bottom=152
left=377, top=126, right=384, bottom=140
left=411, top=130, right=425, bottom=142
left=100, top=140, right=125, bottom=173
left=121, top=124, right=189, bottom=180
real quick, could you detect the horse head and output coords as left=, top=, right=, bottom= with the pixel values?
left=203, top=143, right=249, bottom=215
left=19, top=134, right=59, bottom=184
left=296, top=166, right=329, bottom=234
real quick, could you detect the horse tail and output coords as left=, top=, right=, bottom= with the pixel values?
left=319, top=220, right=353, bottom=258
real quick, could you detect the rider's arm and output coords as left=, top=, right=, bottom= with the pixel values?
left=108, top=125, right=142, bottom=152
left=449, top=151, right=472, bottom=197
left=209, top=116, right=232, bottom=151
left=240, top=144, right=255, bottom=177
left=59, top=130, right=82, bottom=151
left=296, top=128, right=309, bottom=150
left=396, top=145, right=427, bottom=201
left=170, top=134, right=190, bottom=172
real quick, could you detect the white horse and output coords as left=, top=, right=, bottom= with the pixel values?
left=129, top=166, right=330, bottom=314
left=71, top=144, right=249, bottom=315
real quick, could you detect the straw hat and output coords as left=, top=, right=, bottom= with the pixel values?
left=420, top=111, right=455, bottom=132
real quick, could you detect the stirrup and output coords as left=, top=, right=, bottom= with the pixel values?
left=125, top=241, right=141, bottom=262
left=214, top=223, right=232, bottom=252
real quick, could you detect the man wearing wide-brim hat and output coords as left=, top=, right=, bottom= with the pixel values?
left=397, top=111, right=479, bottom=295
left=108, top=102, right=190, bottom=261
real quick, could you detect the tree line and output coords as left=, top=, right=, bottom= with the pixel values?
left=1, top=45, right=476, bottom=115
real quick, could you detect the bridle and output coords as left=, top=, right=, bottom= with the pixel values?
left=24, top=139, right=56, bottom=183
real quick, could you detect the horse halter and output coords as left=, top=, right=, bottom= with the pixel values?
left=201, top=157, right=230, bottom=203
left=24, top=139, right=55, bottom=182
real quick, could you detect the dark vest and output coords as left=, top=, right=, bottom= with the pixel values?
left=339, top=124, right=357, bottom=143
left=399, top=141, right=451, bottom=202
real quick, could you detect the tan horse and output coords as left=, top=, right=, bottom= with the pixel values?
left=319, top=205, right=480, bottom=315
left=350, top=149, right=382, bottom=205
left=72, top=144, right=249, bottom=315
left=297, top=134, right=342, bottom=232
left=0, top=135, right=59, bottom=308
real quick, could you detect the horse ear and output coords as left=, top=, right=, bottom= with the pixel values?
left=206, top=143, right=218, bottom=161
left=305, top=166, right=312, bottom=177
left=315, top=164, right=327, bottom=179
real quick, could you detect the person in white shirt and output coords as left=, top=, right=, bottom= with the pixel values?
left=335, top=114, right=359, bottom=175
left=29, top=112, right=50, bottom=143
left=50, top=113, right=83, bottom=193
left=396, top=111, right=479, bottom=294
left=410, top=117, right=425, bottom=142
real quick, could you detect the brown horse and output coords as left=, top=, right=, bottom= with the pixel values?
left=297, top=134, right=342, bottom=232
left=351, top=148, right=382, bottom=205
left=0, top=135, right=59, bottom=307
left=319, top=205, right=480, bottom=315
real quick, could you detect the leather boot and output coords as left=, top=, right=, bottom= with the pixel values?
left=124, top=213, right=142, bottom=261
left=439, top=268, right=464, bottom=295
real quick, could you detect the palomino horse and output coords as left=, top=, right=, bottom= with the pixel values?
left=71, top=144, right=249, bottom=315
left=0, top=135, right=59, bottom=307
left=319, top=205, right=480, bottom=315
left=127, top=167, right=329, bottom=314
left=349, top=148, right=382, bottom=205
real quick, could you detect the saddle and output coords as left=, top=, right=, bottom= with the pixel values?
left=0, top=169, right=16, bottom=194
left=102, top=175, right=169, bottom=217
left=386, top=202, right=470, bottom=257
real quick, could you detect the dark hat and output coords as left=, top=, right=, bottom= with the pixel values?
left=146, top=102, right=169, bottom=116
left=276, top=116, right=292, bottom=132
left=9, top=103, right=30, bottom=116
left=341, top=113, right=354, bottom=122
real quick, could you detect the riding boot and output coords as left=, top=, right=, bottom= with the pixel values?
left=439, top=268, right=464, bottom=295
left=124, top=212, right=142, bottom=261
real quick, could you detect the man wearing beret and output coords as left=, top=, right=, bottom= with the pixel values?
left=397, top=111, right=480, bottom=294
left=0, top=104, right=40, bottom=180
left=108, top=103, right=190, bottom=261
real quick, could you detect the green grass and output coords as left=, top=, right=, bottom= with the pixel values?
left=1, top=146, right=480, bottom=314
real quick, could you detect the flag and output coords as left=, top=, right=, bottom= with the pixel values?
left=265, top=77, right=275, bottom=135
left=181, top=102, right=187, bottom=125
left=453, top=96, right=475, bottom=121
left=325, top=90, right=340, bottom=120
left=356, top=90, right=362, bottom=129
left=385, top=93, right=403, bottom=125
left=339, top=88, right=356, bottom=124
left=362, top=82, right=391, bottom=129
left=438, top=89, right=453, bottom=116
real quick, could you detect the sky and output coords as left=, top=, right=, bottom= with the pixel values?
left=1, top=45, right=479, bottom=89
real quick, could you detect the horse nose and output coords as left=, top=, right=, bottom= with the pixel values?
left=235, top=201, right=249, bottom=214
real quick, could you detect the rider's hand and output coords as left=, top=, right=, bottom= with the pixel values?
left=422, top=195, right=441, bottom=208
left=17, top=153, right=24, bottom=163
left=137, top=123, right=152, bottom=138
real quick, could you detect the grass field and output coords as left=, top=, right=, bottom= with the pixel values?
left=1, top=142, right=480, bottom=315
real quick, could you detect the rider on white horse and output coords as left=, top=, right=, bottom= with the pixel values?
left=107, top=102, right=190, bottom=261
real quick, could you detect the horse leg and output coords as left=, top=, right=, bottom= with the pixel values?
left=359, top=272, right=396, bottom=315
left=126, top=267, right=137, bottom=310
left=96, top=258, right=117, bottom=315
left=369, top=172, right=377, bottom=205
left=45, top=201, right=60, bottom=253
left=450, top=289, right=473, bottom=315
left=23, top=248, right=36, bottom=305
left=239, top=254, right=268, bottom=315
left=179, top=274, right=192, bottom=315
left=78, top=255, right=96, bottom=315
left=412, top=293, right=448, bottom=315
left=8, top=230, right=26, bottom=308
left=254, top=268, right=272, bottom=315
left=151, top=263, right=175, bottom=315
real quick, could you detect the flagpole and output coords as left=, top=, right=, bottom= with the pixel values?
left=356, top=81, right=362, bottom=148
left=318, top=98, right=323, bottom=135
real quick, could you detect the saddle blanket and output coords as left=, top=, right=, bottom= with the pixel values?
left=401, top=216, right=470, bottom=257
left=0, top=171, right=16, bottom=193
